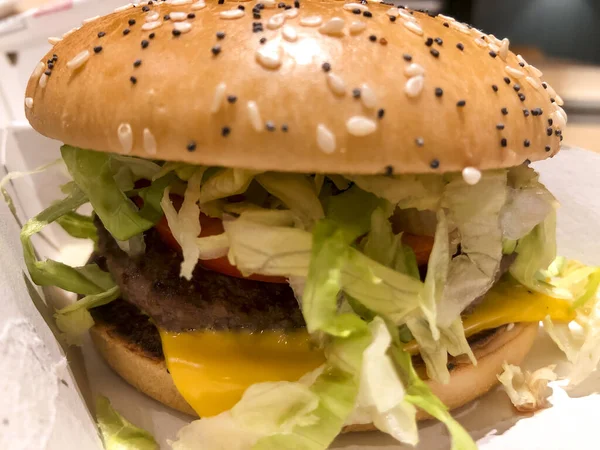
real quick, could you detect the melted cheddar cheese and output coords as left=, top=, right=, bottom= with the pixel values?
left=159, top=329, right=325, bottom=417
left=160, top=281, right=575, bottom=417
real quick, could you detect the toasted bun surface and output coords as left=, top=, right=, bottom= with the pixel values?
left=90, top=320, right=538, bottom=430
left=26, top=1, right=565, bottom=174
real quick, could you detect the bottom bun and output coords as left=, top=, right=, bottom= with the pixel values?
left=90, top=319, right=538, bottom=431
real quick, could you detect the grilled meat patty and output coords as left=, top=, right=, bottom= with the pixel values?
left=95, top=217, right=305, bottom=332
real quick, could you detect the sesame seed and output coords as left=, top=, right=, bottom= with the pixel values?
left=129, top=19, right=136, bottom=26
left=404, top=21, right=423, bottom=35
left=545, top=145, right=551, bottom=152
left=187, top=141, right=197, bottom=152
left=443, top=22, right=449, bottom=27
left=542, top=82, right=548, bottom=89
left=142, top=5, right=149, bottom=11
left=352, top=88, right=361, bottom=98
left=217, top=31, right=226, bottom=39
left=377, top=108, right=385, bottom=119
left=322, top=62, right=331, bottom=72
left=500, top=138, right=507, bottom=147
left=299, top=16, right=323, bottom=26
left=66, top=50, right=90, bottom=70
left=227, top=95, right=237, bottom=103
left=117, top=123, right=133, bottom=153
left=369, top=34, right=377, bottom=42
left=492, top=84, right=499, bottom=92
left=130, top=76, right=137, bottom=84
left=25, top=97, right=33, bottom=109
left=456, top=43, right=464, bottom=51
left=282, top=124, right=288, bottom=132
left=294, top=0, right=300, bottom=7
left=425, top=37, right=433, bottom=46
left=496, top=124, right=505, bottom=130
left=462, top=167, right=481, bottom=185
left=259, top=37, right=267, bottom=44
left=501, top=107, right=509, bottom=115
left=266, top=121, right=276, bottom=131
left=548, top=118, right=553, bottom=126
left=222, top=126, right=231, bottom=137
left=430, top=49, right=440, bottom=57
left=489, top=50, right=497, bottom=58
left=524, top=139, right=530, bottom=147
left=519, top=62, right=525, bottom=67
left=326, top=73, right=346, bottom=96
left=93, top=46, right=102, bottom=53
left=363, top=11, right=372, bottom=17
left=212, top=45, right=222, bottom=56
left=123, top=28, right=131, bottom=35
left=403, top=54, right=412, bottom=62
left=164, top=14, right=170, bottom=20
left=547, top=127, right=553, bottom=136
left=503, top=77, right=510, bottom=84
left=533, top=107, right=543, bottom=116
left=523, top=109, right=530, bottom=117
left=142, top=21, right=161, bottom=31
left=346, top=116, right=377, bottom=136
left=133, top=59, right=142, bottom=67
left=405, top=76, right=424, bottom=98
left=47, top=62, right=54, bottom=69
left=149, top=32, right=155, bottom=39
left=316, top=124, right=336, bottom=154
left=389, top=16, right=396, bottom=22
left=188, top=12, right=196, bottom=18
left=518, top=93, right=526, bottom=101
left=141, top=40, right=149, bottom=48
left=360, top=83, right=377, bottom=108
left=98, top=31, right=106, bottom=38
left=430, top=159, right=440, bottom=169
left=457, top=100, right=466, bottom=107
left=435, top=87, right=443, bottom=97
left=415, top=137, right=424, bottom=147
left=172, top=29, right=181, bottom=36
left=218, top=0, right=224, bottom=3
left=352, top=8, right=361, bottom=14
left=385, top=165, right=394, bottom=176
left=349, top=20, right=366, bottom=34
left=513, top=84, right=521, bottom=92
left=435, top=37, right=443, bottom=45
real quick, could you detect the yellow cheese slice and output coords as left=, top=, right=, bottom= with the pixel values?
left=159, top=328, right=325, bottom=417
left=160, top=281, right=575, bottom=417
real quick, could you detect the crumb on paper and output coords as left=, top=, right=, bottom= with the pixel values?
left=497, top=362, right=558, bottom=412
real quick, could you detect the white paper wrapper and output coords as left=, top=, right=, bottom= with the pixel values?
left=1, top=126, right=600, bottom=450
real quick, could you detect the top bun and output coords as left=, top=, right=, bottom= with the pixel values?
left=24, top=0, right=566, bottom=175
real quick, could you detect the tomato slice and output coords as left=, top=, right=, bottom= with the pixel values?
left=151, top=195, right=286, bottom=283
left=401, top=233, right=434, bottom=267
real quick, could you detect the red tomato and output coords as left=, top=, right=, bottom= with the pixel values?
left=150, top=195, right=286, bottom=283
left=401, top=233, right=434, bottom=266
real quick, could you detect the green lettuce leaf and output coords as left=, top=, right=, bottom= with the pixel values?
left=96, top=396, right=158, bottom=450
left=224, top=220, right=312, bottom=278
left=437, top=171, right=507, bottom=326
left=257, top=173, right=325, bottom=228
left=137, top=172, right=179, bottom=223
left=55, top=286, right=120, bottom=345
left=509, top=210, right=557, bottom=293
left=390, top=333, right=477, bottom=450
left=56, top=211, right=98, bottom=243
left=20, top=186, right=113, bottom=294
left=161, top=168, right=205, bottom=279
left=199, top=168, right=258, bottom=204
left=345, top=174, right=444, bottom=211
left=61, top=146, right=154, bottom=241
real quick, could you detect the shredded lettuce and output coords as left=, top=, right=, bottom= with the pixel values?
left=390, top=334, right=477, bottom=450
left=497, top=363, right=556, bottom=412
left=196, top=233, right=230, bottom=260
left=56, top=211, right=98, bottom=243
left=199, top=168, right=258, bottom=204
left=257, top=173, right=325, bottom=228
left=61, top=146, right=154, bottom=241
left=55, top=286, right=121, bottom=345
left=224, top=220, right=312, bottom=277
left=20, top=186, right=114, bottom=295
left=437, top=171, right=507, bottom=326
left=345, top=173, right=444, bottom=211
left=96, top=396, right=158, bottom=450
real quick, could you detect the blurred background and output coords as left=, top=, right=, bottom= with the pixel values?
left=1, top=0, right=599, bottom=152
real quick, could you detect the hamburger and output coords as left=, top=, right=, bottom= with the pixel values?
left=15, top=0, right=600, bottom=448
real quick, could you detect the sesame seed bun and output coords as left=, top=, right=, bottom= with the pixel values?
left=90, top=311, right=538, bottom=427
left=25, top=1, right=565, bottom=174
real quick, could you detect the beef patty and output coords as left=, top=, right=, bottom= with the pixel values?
left=95, top=217, right=305, bottom=332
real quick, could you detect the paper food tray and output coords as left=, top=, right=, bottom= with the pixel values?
left=1, top=124, right=600, bottom=450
